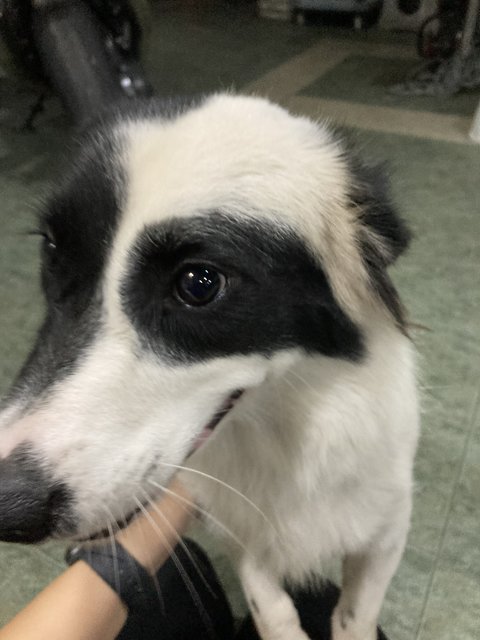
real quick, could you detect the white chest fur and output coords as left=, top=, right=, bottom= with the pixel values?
left=184, top=323, right=419, bottom=585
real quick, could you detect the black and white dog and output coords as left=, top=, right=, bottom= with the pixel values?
left=0, top=95, right=419, bottom=640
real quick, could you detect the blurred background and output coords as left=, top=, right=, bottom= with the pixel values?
left=0, top=2, right=479, bottom=639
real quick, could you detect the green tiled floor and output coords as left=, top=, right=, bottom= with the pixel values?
left=418, top=525, right=480, bottom=639
left=301, top=54, right=480, bottom=116
left=0, top=3, right=479, bottom=639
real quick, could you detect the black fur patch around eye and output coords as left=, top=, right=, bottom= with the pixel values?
left=9, top=130, right=124, bottom=404
left=7, top=97, right=205, bottom=408
left=121, top=213, right=364, bottom=364
left=39, top=130, right=123, bottom=304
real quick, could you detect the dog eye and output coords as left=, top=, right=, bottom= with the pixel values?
left=175, top=266, right=226, bottom=306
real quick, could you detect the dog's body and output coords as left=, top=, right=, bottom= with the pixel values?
left=0, top=95, right=419, bottom=640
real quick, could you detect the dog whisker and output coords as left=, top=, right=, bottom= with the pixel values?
left=133, top=497, right=214, bottom=634
left=139, top=487, right=217, bottom=598
left=149, top=479, right=251, bottom=556
left=101, top=505, right=123, bottom=593
left=158, top=461, right=279, bottom=538
left=286, top=369, right=321, bottom=395
left=128, top=498, right=165, bottom=614
left=105, top=501, right=165, bottom=612
left=281, top=375, right=304, bottom=395
left=106, top=519, right=121, bottom=595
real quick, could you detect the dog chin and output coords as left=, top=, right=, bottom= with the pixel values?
left=71, top=389, right=245, bottom=543
left=71, top=508, right=142, bottom=543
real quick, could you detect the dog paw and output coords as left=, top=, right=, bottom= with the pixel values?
left=331, top=607, right=376, bottom=640
left=263, top=627, right=311, bottom=640
left=254, top=608, right=311, bottom=640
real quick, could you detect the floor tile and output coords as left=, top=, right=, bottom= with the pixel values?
left=0, top=179, right=45, bottom=396
left=417, top=526, right=480, bottom=640
left=300, top=54, right=480, bottom=117
left=448, top=412, right=480, bottom=535
left=147, top=2, right=321, bottom=97
left=380, top=546, right=435, bottom=640
left=34, top=539, right=69, bottom=568
left=420, top=383, right=478, bottom=438
left=409, top=426, right=466, bottom=553
left=0, top=543, right=64, bottom=626
left=188, top=523, right=247, bottom=619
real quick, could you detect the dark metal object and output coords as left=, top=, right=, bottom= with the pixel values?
left=391, top=0, right=480, bottom=96
left=0, top=0, right=42, bottom=76
left=32, top=1, right=126, bottom=125
left=0, top=0, right=152, bottom=125
left=291, top=0, right=382, bottom=29
left=417, top=0, right=467, bottom=59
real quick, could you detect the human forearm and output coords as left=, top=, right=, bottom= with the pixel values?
left=116, top=476, right=193, bottom=575
left=0, top=560, right=128, bottom=640
left=0, top=477, right=194, bottom=640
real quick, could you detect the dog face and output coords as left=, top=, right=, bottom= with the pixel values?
left=0, top=95, right=410, bottom=542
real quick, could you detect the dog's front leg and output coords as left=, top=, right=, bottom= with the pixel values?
left=331, top=521, right=409, bottom=640
left=240, top=556, right=310, bottom=640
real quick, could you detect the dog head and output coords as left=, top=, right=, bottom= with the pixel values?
left=0, top=95, right=410, bottom=542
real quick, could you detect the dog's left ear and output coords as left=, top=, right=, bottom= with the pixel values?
left=349, top=158, right=412, bottom=267
left=347, top=157, right=412, bottom=329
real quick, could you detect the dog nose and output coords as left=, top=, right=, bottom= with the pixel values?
left=0, top=448, right=71, bottom=543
